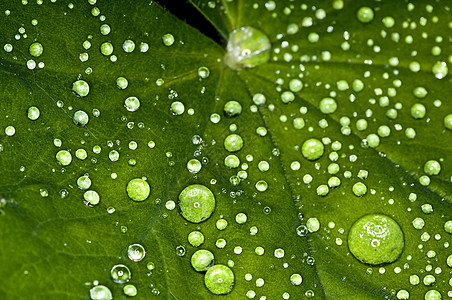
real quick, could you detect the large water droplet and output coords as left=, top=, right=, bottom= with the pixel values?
left=128, top=244, right=146, bottom=262
left=356, top=6, right=374, bottom=23
left=72, top=80, right=90, bottom=97
left=90, top=285, right=112, bottom=300
left=301, top=138, right=324, bottom=160
left=29, top=42, right=43, bottom=57
left=204, top=264, right=234, bottom=295
left=123, top=284, right=137, bottom=297
left=224, top=26, right=271, bottom=70
left=126, top=178, right=150, bottom=202
left=348, top=214, right=404, bottom=265
left=179, top=184, right=215, bottom=223
left=110, top=264, right=131, bottom=283
left=191, top=249, right=214, bottom=272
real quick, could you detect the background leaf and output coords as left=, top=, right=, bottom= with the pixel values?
left=0, top=0, right=451, bottom=299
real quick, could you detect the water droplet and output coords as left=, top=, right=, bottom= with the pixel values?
left=224, top=155, right=240, bottom=169
left=83, top=190, right=100, bottom=207
left=235, top=213, right=247, bottom=224
left=116, top=77, right=128, bottom=89
left=126, top=178, right=150, bottom=202
left=301, top=138, right=324, bottom=160
left=76, top=149, right=87, bottom=160
left=147, top=262, right=155, bottom=270
left=170, top=101, right=185, bottom=115
left=216, top=238, right=227, bottom=248
left=124, top=96, right=140, bottom=112
left=224, top=101, right=242, bottom=117
left=411, top=103, right=426, bottom=119
left=444, top=220, right=452, bottom=233
left=162, top=33, right=175, bottom=46
left=122, top=39, right=135, bottom=53
left=352, top=182, right=367, bottom=196
left=188, top=230, right=205, bottom=247
left=4, top=125, right=15, bottom=136
left=187, top=159, right=202, bottom=174
left=274, top=248, right=285, bottom=258
left=348, top=214, right=404, bottom=265
left=424, top=290, right=442, bottom=300
left=319, top=98, right=337, bottom=114
left=424, top=160, right=441, bottom=175
left=77, top=175, right=91, bottom=190
left=72, top=80, right=90, bottom=97
left=179, top=184, right=215, bottom=223
left=204, top=264, right=235, bottom=295
left=56, top=150, right=72, bottom=166
left=281, top=91, right=295, bottom=103
left=224, top=26, right=271, bottom=70
left=255, top=180, right=268, bottom=192
left=73, top=110, right=89, bottom=126
left=432, top=61, right=448, bottom=79
left=29, top=42, right=43, bottom=57
left=110, top=264, right=131, bottom=283
left=100, top=42, right=113, bottom=56
left=90, top=285, right=112, bottom=300
left=290, top=273, right=302, bottom=285
left=357, top=6, right=374, bottom=23
left=27, top=106, right=40, bottom=120
left=39, top=188, right=48, bottom=197
left=108, top=150, right=119, bottom=162
left=128, top=244, right=146, bottom=262
left=307, top=218, right=320, bottom=232
left=224, top=134, right=243, bottom=152
left=175, top=245, right=186, bottom=257
left=191, top=249, right=214, bottom=272
left=216, top=218, right=228, bottom=230
left=123, top=284, right=137, bottom=297
left=198, top=67, right=210, bottom=78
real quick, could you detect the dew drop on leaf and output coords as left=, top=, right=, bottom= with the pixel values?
left=188, top=230, right=204, bottom=247
left=122, top=39, right=135, bottom=53
left=29, top=42, right=43, bottom=57
left=127, top=244, right=146, bottom=262
left=56, top=150, right=72, bottom=166
left=124, top=96, right=140, bottom=112
left=191, top=249, right=214, bottom=272
left=356, top=6, right=374, bottom=23
left=204, top=264, right=234, bottom=295
left=348, top=214, right=404, bottom=265
left=116, top=77, right=128, bottom=89
left=72, top=80, right=90, bottom=97
left=198, top=67, right=210, bottom=78
left=123, top=284, right=137, bottom=297
left=73, top=110, right=89, bottom=126
left=170, top=101, right=185, bottom=115
left=110, top=264, right=131, bottom=283
left=126, top=178, right=150, bottom=202
left=223, top=100, right=242, bottom=117
left=224, top=26, right=271, bottom=70
left=162, top=33, right=175, bottom=46
left=187, top=159, right=202, bottom=174
left=100, top=42, right=113, bottom=56
left=224, top=134, right=243, bottom=152
left=4, top=125, right=15, bottom=136
left=89, top=285, right=112, bottom=300
left=77, top=175, right=91, bottom=190
left=301, top=138, right=324, bottom=160
left=83, top=190, right=100, bottom=207
left=178, top=184, right=215, bottom=223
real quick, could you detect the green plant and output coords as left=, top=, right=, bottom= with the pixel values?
left=0, top=0, right=451, bottom=299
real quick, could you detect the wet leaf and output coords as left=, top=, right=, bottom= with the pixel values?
left=0, top=0, right=451, bottom=299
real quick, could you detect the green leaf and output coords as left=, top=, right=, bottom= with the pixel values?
left=1, top=1, right=451, bottom=299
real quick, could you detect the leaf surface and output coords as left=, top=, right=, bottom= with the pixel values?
left=0, top=0, right=451, bottom=299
